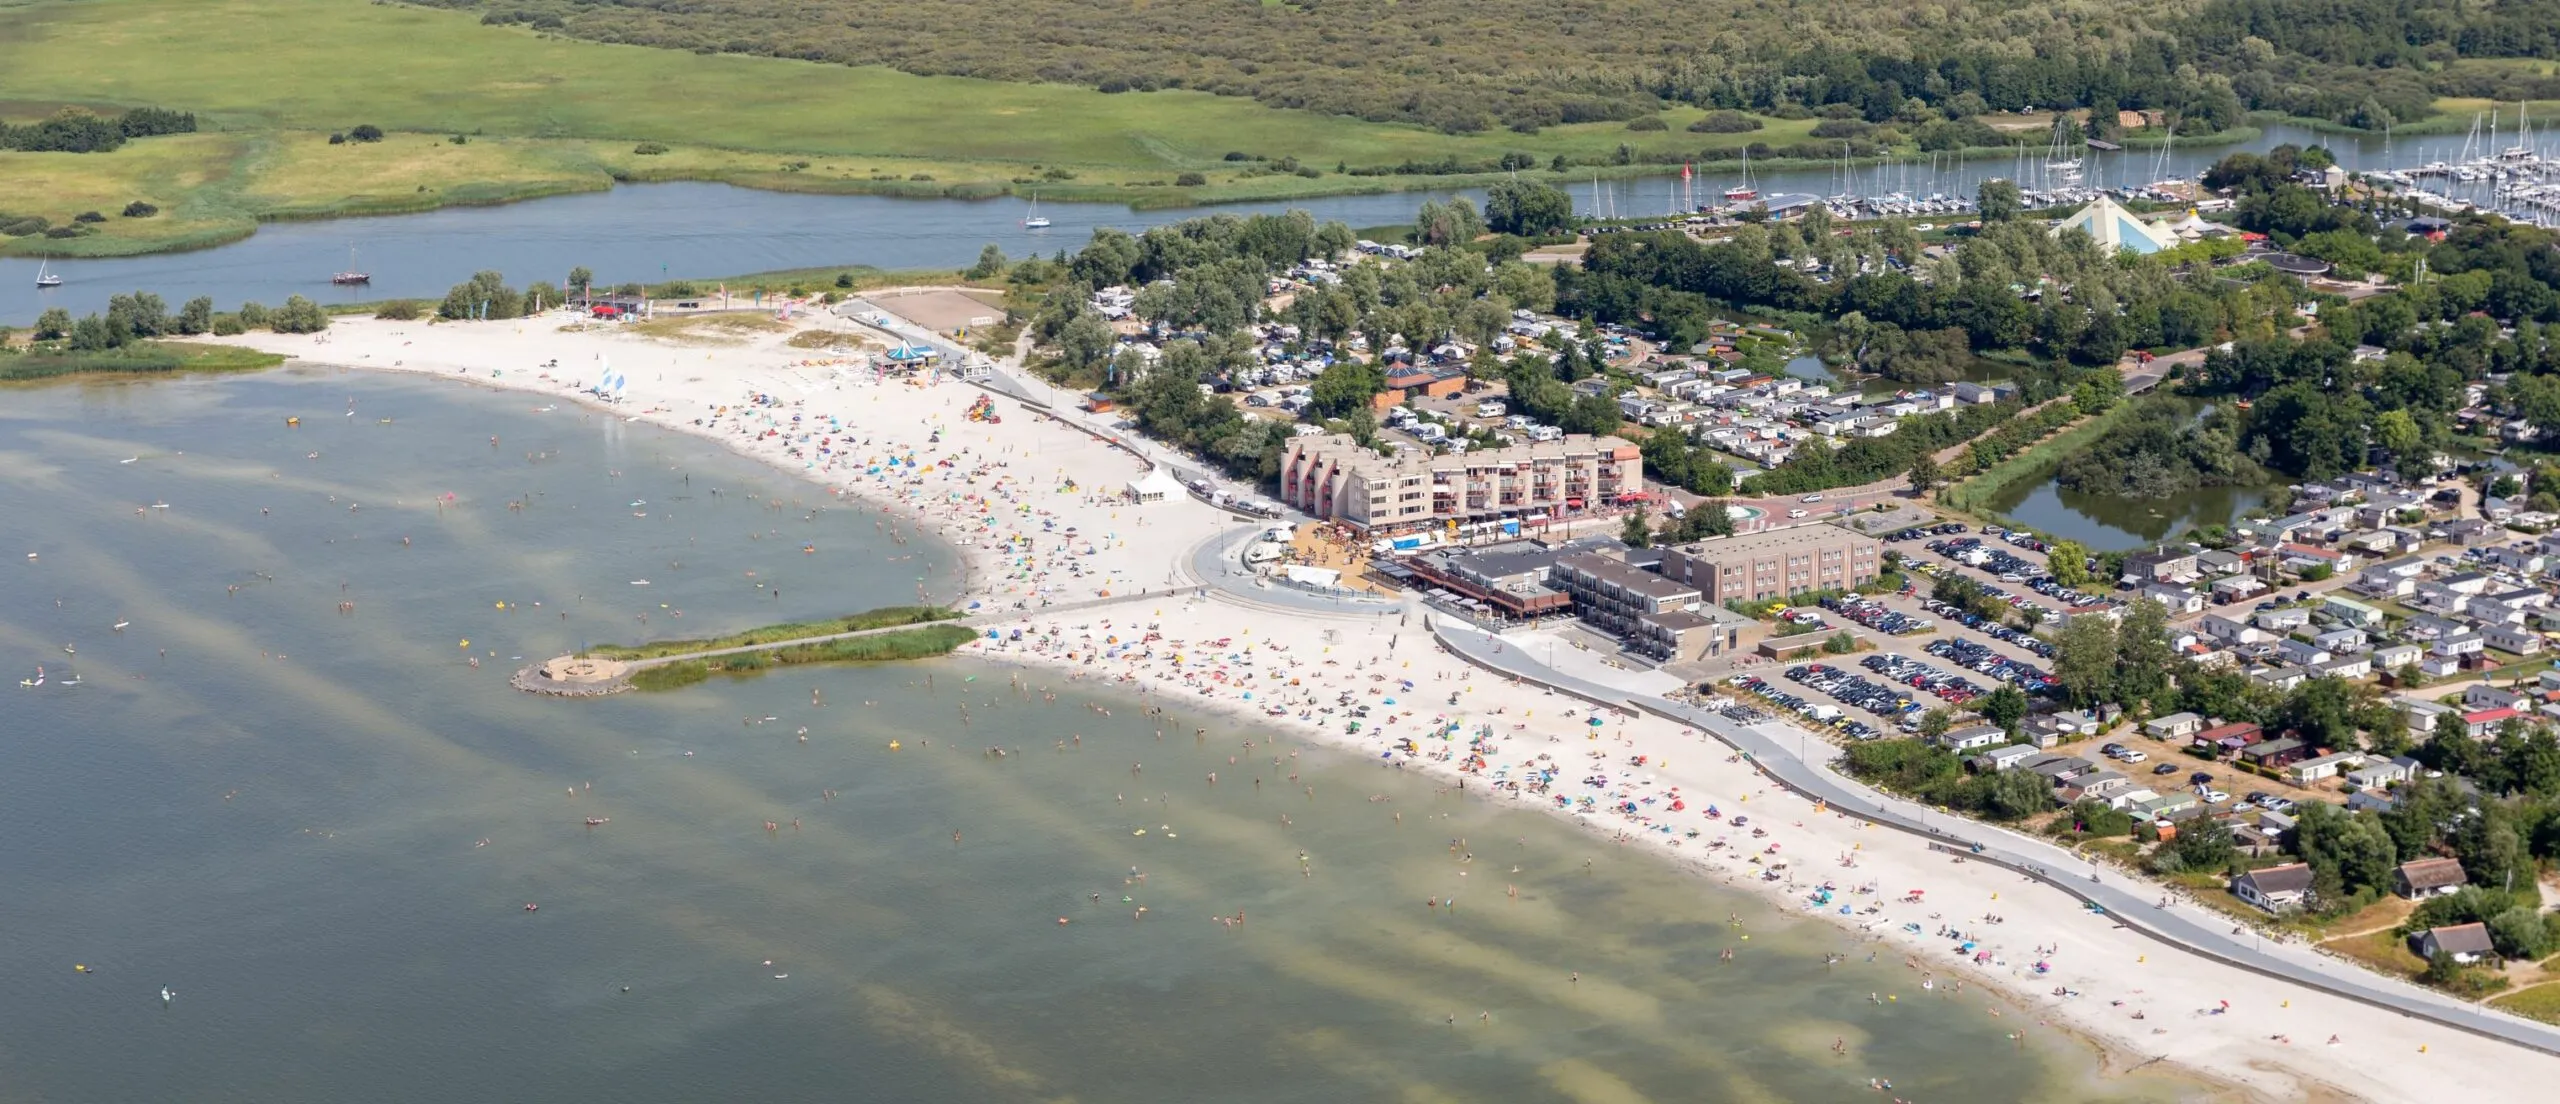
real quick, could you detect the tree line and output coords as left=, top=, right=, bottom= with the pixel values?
left=20, top=293, right=328, bottom=350
left=0, top=107, right=196, bottom=154
left=419, top=0, right=2553, bottom=137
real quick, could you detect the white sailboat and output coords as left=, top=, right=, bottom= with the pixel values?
left=35, top=260, right=61, bottom=288
left=1021, top=192, right=1051, bottom=230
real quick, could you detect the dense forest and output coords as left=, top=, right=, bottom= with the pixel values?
left=429, top=0, right=2560, bottom=136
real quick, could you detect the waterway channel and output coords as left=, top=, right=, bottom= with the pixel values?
left=0, top=122, right=2439, bottom=323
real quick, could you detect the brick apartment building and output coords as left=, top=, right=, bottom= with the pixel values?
left=1279, top=432, right=1642, bottom=533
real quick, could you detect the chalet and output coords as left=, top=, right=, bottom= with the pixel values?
left=2289, top=751, right=2365, bottom=784
left=2240, top=738, right=2309, bottom=768
left=2312, top=654, right=2373, bottom=680
left=2232, top=863, right=2316, bottom=913
left=2254, top=607, right=2313, bottom=632
left=2196, top=549, right=2249, bottom=576
left=2250, top=665, right=2310, bottom=692
left=2393, top=857, right=2470, bottom=899
left=2213, top=575, right=2270, bottom=604
left=2322, top=596, right=2386, bottom=628
left=2483, top=623, right=2544, bottom=655
left=2144, top=711, right=2206, bottom=740
left=2143, top=584, right=2206, bottom=614
left=2123, top=548, right=2200, bottom=585
left=2275, top=638, right=2332, bottom=667
left=2200, top=614, right=2265, bottom=646
left=2193, top=722, right=2262, bottom=754
left=1971, top=744, right=2041, bottom=772
left=2463, top=707, right=2520, bottom=738
left=1936, top=723, right=2007, bottom=752
left=2346, top=755, right=2419, bottom=790
left=2409, top=922, right=2497, bottom=964
left=2370, top=643, right=2423, bottom=671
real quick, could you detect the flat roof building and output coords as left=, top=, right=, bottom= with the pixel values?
left=1656, top=524, right=1884, bottom=605
left=1280, top=432, right=1641, bottom=533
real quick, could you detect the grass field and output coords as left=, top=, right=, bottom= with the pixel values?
left=2492, top=982, right=2560, bottom=1025
left=0, top=0, right=1828, bottom=255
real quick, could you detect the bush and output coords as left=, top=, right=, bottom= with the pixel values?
left=348, top=124, right=383, bottom=142
left=43, top=226, right=85, bottom=239
left=121, top=201, right=158, bottom=218
left=1625, top=115, right=1668, bottom=131
left=210, top=313, right=245, bottom=336
left=1767, top=104, right=1814, bottom=120
left=0, top=215, right=49, bottom=236
left=328, top=133, right=346, bottom=145
left=73, top=211, right=106, bottom=223
left=1175, top=171, right=1207, bottom=186
left=633, top=141, right=669, bottom=155
left=907, top=173, right=934, bottom=181
left=1689, top=110, right=1764, bottom=133
left=1810, top=119, right=1873, bottom=139
left=268, top=295, right=331, bottom=334
left=373, top=300, right=422, bottom=321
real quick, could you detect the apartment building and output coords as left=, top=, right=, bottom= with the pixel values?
left=1657, top=525, right=1883, bottom=605
left=1548, top=552, right=1746, bottom=661
left=1279, top=432, right=1642, bottom=533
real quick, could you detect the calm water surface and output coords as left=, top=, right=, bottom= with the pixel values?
left=0, top=370, right=2174, bottom=1102
left=0, top=121, right=2450, bottom=323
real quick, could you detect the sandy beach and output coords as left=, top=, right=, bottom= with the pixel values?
left=224, top=311, right=2560, bottom=1103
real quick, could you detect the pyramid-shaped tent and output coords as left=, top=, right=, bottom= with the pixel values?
left=2052, top=195, right=2180, bottom=255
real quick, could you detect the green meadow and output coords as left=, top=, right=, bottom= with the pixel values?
left=0, top=0, right=1808, bottom=255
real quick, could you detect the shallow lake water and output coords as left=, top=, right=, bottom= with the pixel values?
left=0, top=370, right=2176, bottom=1102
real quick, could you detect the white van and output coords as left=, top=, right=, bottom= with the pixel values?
left=1788, top=508, right=1809, bottom=519
left=1476, top=400, right=1507, bottom=418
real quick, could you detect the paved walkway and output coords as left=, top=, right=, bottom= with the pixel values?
left=1427, top=616, right=2560, bottom=1057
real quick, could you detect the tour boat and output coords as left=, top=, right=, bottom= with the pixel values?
left=35, top=261, right=61, bottom=288
left=1022, top=192, right=1051, bottom=230
left=331, top=244, right=371, bottom=286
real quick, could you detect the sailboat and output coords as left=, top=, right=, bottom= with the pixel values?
left=35, top=260, right=61, bottom=288
left=1723, top=148, right=1758, bottom=203
left=331, top=244, right=370, bottom=286
left=1021, top=192, right=1051, bottom=230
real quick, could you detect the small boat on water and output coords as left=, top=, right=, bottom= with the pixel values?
left=331, top=244, right=370, bottom=286
left=35, top=261, right=62, bottom=288
left=584, top=816, right=610, bottom=826
left=1021, top=192, right=1051, bottom=230
left=19, top=666, right=42, bottom=688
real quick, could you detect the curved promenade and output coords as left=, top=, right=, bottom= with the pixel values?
left=1425, top=617, right=2560, bottom=1057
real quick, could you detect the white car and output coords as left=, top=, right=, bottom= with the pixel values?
left=2117, top=750, right=2147, bottom=763
left=2201, top=789, right=2231, bottom=804
left=1801, top=494, right=1825, bottom=503
left=1788, top=509, right=1809, bottom=519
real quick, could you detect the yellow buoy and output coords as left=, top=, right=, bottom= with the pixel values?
left=888, top=740, right=902, bottom=751
left=458, top=639, right=470, bottom=648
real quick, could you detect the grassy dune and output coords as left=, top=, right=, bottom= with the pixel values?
left=0, top=0, right=1812, bottom=255
left=625, top=623, right=979, bottom=691
left=591, top=605, right=961, bottom=661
